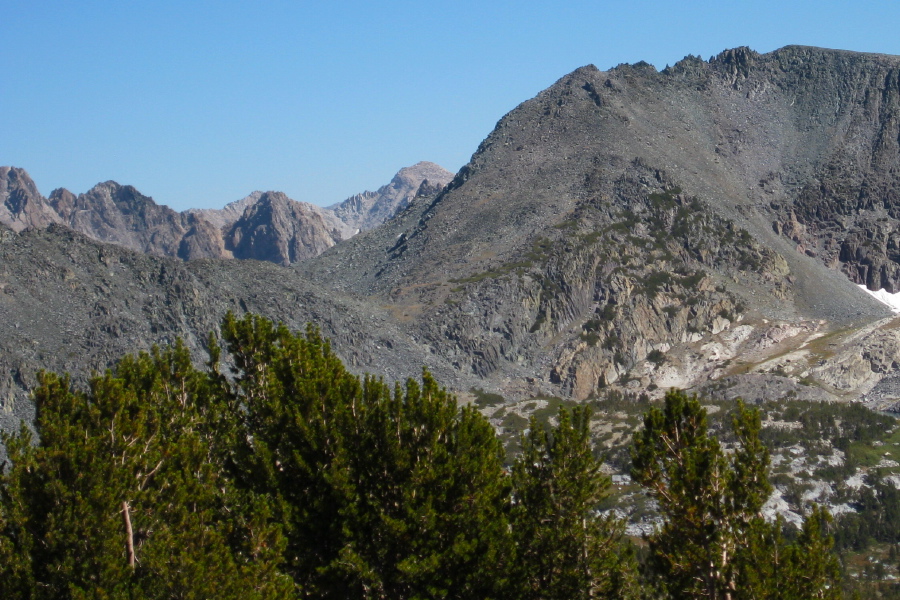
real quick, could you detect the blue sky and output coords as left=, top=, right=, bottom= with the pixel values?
left=3, top=1, right=900, bottom=210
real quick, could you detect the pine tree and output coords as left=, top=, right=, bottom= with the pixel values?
left=330, top=372, right=511, bottom=599
left=631, top=389, right=842, bottom=600
left=220, top=312, right=360, bottom=595
left=220, top=312, right=512, bottom=599
left=511, top=406, right=639, bottom=600
left=0, top=343, right=292, bottom=599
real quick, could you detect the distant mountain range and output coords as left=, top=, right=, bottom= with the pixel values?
left=6, top=45, right=900, bottom=433
left=0, top=161, right=453, bottom=265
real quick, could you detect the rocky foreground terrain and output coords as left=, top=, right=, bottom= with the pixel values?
left=6, top=45, right=900, bottom=433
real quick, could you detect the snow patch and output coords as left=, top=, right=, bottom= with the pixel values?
left=859, top=285, right=900, bottom=313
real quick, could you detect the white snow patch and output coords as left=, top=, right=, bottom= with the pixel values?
left=859, top=285, right=900, bottom=313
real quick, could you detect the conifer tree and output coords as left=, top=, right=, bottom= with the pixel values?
left=220, top=312, right=361, bottom=595
left=736, top=507, right=842, bottom=600
left=631, top=389, right=842, bottom=600
left=220, top=312, right=512, bottom=599
left=511, top=406, right=639, bottom=600
left=330, top=373, right=511, bottom=599
left=0, top=342, right=292, bottom=599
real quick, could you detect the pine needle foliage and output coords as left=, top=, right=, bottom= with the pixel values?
left=631, top=389, right=842, bottom=600
left=218, top=313, right=511, bottom=599
left=511, top=407, right=640, bottom=600
left=0, top=342, right=292, bottom=600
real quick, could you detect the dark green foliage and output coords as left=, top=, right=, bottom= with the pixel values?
left=470, top=387, right=505, bottom=407
left=582, top=318, right=602, bottom=332
left=631, top=389, right=842, bottom=599
left=646, top=349, right=665, bottom=365
left=219, top=313, right=511, bottom=599
left=678, top=269, right=706, bottom=288
left=0, top=342, right=292, bottom=600
left=639, top=271, right=673, bottom=297
left=218, top=314, right=361, bottom=593
left=511, top=407, right=639, bottom=600
left=0, top=314, right=515, bottom=599
left=579, top=331, right=601, bottom=346
left=834, top=478, right=900, bottom=552
left=0, top=313, right=850, bottom=599
left=735, top=508, right=842, bottom=600
left=596, top=303, right=617, bottom=321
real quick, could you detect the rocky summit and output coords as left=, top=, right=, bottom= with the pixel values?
left=7, top=46, right=900, bottom=436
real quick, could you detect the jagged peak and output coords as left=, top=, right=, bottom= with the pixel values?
left=1, top=165, right=36, bottom=180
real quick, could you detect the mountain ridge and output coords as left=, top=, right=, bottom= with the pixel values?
left=4, top=45, right=900, bottom=419
left=0, top=161, right=453, bottom=265
left=302, top=44, right=900, bottom=400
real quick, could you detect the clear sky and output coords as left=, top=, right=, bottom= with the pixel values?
left=3, top=0, right=900, bottom=211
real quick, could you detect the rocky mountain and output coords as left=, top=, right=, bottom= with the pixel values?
left=7, top=45, right=900, bottom=430
left=186, top=191, right=355, bottom=244
left=327, top=161, right=454, bottom=233
left=52, top=180, right=219, bottom=259
left=0, top=163, right=451, bottom=265
left=184, top=191, right=265, bottom=231
left=0, top=170, right=229, bottom=259
left=225, top=191, right=340, bottom=265
left=303, top=45, right=900, bottom=403
left=0, top=167, right=61, bottom=232
left=0, top=222, right=470, bottom=449
left=11, top=46, right=900, bottom=588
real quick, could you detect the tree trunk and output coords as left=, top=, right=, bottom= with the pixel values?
left=123, top=501, right=135, bottom=570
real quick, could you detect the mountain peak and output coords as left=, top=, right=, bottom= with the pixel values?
left=329, top=162, right=453, bottom=232
left=0, top=166, right=61, bottom=232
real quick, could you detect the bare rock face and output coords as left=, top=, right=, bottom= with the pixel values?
left=305, top=46, right=900, bottom=401
left=178, top=213, right=231, bottom=260
left=0, top=221, right=471, bottom=460
left=53, top=181, right=192, bottom=257
left=328, top=161, right=453, bottom=233
left=0, top=163, right=450, bottom=267
left=226, top=192, right=338, bottom=265
left=10, top=46, right=900, bottom=416
left=0, top=167, right=62, bottom=232
left=185, top=191, right=264, bottom=231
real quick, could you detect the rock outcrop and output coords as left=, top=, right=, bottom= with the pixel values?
left=0, top=167, right=62, bottom=232
left=304, top=46, right=900, bottom=401
left=226, top=192, right=339, bottom=265
left=8, top=46, right=900, bottom=421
